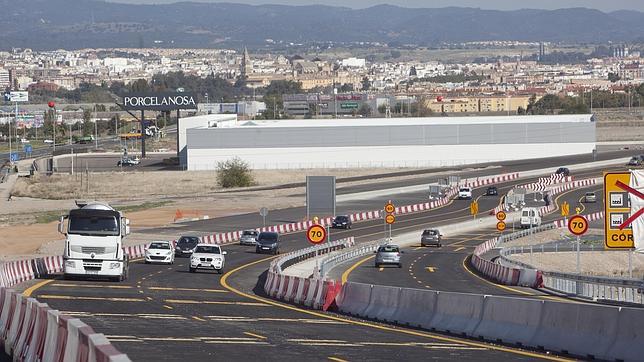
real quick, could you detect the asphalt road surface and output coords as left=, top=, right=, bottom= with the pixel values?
left=23, top=164, right=617, bottom=361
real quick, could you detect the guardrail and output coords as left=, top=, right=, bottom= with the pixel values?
left=319, top=240, right=383, bottom=278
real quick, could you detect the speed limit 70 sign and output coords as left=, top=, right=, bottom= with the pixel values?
left=568, top=215, right=589, bottom=236
left=307, top=224, right=327, bottom=244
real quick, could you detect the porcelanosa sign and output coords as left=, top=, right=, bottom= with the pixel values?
left=122, top=93, right=198, bottom=111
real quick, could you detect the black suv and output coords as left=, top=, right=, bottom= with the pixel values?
left=175, top=236, right=200, bottom=257
left=555, top=167, right=570, bottom=176
left=486, top=186, right=498, bottom=196
left=332, top=215, right=352, bottom=229
left=255, top=232, right=280, bottom=255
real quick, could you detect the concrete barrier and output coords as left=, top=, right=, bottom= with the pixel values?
left=607, top=306, right=644, bottom=361
left=473, top=295, right=544, bottom=345
left=336, top=282, right=372, bottom=317
left=391, top=287, right=438, bottom=328
left=530, top=301, right=620, bottom=360
left=429, top=291, right=485, bottom=336
left=362, top=285, right=401, bottom=323
left=42, top=309, right=60, bottom=362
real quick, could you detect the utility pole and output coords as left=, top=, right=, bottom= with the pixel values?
left=94, top=104, right=98, bottom=149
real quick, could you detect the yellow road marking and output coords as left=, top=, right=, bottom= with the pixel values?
left=163, top=305, right=174, bottom=310
left=164, top=299, right=269, bottom=307
left=453, top=246, right=465, bottom=252
left=23, top=279, right=55, bottom=297
left=413, top=247, right=423, bottom=250
left=220, top=256, right=573, bottom=361
left=148, top=287, right=228, bottom=293
left=425, top=266, right=437, bottom=272
left=244, top=331, right=267, bottom=340
left=49, top=283, right=132, bottom=289
left=203, top=341, right=270, bottom=345
left=378, top=267, right=384, bottom=272
left=328, top=357, right=348, bottom=362
left=39, top=295, right=145, bottom=302
left=192, top=316, right=206, bottom=322
left=341, top=255, right=374, bottom=284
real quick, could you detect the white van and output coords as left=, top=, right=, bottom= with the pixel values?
left=520, top=207, right=541, bottom=228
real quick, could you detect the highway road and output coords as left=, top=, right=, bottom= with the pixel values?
left=22, top=163, right=619, bottom=361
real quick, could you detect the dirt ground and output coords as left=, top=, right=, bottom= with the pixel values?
left=511, top=251, right=644, bottom=279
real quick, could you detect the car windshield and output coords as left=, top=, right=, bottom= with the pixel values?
left=586, top=193, right=594, bottom=196
left=460, top=188, right=470, bottom=192
left=149, top=242, right=170, bottom=249
left=378, top=245, right=400, bottom=253
left=68, top=215, right=119, bottom=236
left=195, top=246, right=221, bottom=254
left=335, top=216, right=348, bottom=221
left=422, top=230, right=437, bottom=236
left=242, top=231, right=258, bottom=237
left=178, top=237, right=199, bottom=245
left=257, top=233, right=278, bottom=243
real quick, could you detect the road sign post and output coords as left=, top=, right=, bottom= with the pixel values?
left=384, top=201, right=395, bottom=241
left=307, top=224, right=327, bottom=245
left=568, top=214, right=589, bottom=275
left=259, top=207, right=268, bottom=227
left=604, top=173, right=634, bottom=249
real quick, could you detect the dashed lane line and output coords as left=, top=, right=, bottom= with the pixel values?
left=328, top=357, right=348, bottom=362
left=147, top=287, right=229, bottom=293
left=38, top=295, right=145, bottom=302
left=244, top=332, right=267, bottom=340
left=164, top=299, right=269, bottom=307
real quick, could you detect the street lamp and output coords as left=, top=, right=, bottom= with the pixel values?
left=48, top=101, right=56, bottom=152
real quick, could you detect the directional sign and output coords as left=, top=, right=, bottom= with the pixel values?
left=470, top=201, right=479, bottom=215
left=24, top=144, right=32, bottom=153
left=9, top=153, right=19, bottom=162
left=496, top=221, right=507, bottom=232
left=307, top=224, right=327, bottom=244
left=259, top=207, right=268, bottom=217
left=384, top=202, right=395, bottom=214
left=568, top=215, right=589, bottom=236
left=385, top=214, right=396, bottom=224
left=561, top=201, right=570, bottom=217
left=496, top=210, right=506, bottom=221
left=604, top=172, right=634, bottom=249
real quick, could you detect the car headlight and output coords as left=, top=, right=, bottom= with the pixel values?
left=65, top=260, right=76, bottom=268
left=109, top=262, right=121, bottom=269
left=165, top=250, right=173, bottom=255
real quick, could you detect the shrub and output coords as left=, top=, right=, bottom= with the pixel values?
left=216, top=157, right=255, bottom=188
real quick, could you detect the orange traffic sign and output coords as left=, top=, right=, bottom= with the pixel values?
left=568, top=215, right=589, bottom=236
left=384, top=202, right=395, bottom=214
left=496, top=211, right=507, bottom=221
left=307, top=224, right=327, bottom=244
left=604, top=172, right=634, bottom=248
left=470, top=201, right=479, bottom=215
left=496, top=221, right=507, bottom=232
left=385, top=214, right=396, bottom=224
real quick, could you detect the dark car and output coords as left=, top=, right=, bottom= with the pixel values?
left=174, top=236, right=200, bottom=257
left=628, top=156, right=642, bottom=167
left=555, top=167, right=570, bottom=176
left=255, top=232, right=280, bottom=255
left=117, top=157, right=140, bottom=167
left=332, top=215, right=352, bottom=229
left=486, top=186, right=498, bottom=196
left=421, top=229, right=442, bottom=247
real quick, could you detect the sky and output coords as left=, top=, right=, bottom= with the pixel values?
left=110, top=0, right=644, bottom=12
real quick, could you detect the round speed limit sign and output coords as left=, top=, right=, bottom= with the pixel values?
left=307, top=224, right=327, bottom=244
left=568, top=215, right=589, bottom=236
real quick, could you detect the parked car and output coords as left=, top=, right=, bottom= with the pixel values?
left=374, top=244, right=403, bottom=268
left=421, top=229, right=442, bottom=247
left=174, top=236, right=200, bottom=257
left=117, top=157, right=140, bottom=167
left=584, top=192, right=597, bottom=203
left=458, top=187, right=473, bottom=200
left=485, top=186, right=498, bottom=196
left=520, top=207, right=541, bottom=228
left=628, top=156, right=642, bottom=166
left=145, top=241, right=175, bottom=265
left=189, top=244, right=227, bottom=274
left=240, top=230, right=259, bottom=245
left=43, top=139, right=54, bottom=144
left=555, top=167, right=570, bottom=176
left=255, top=232, right=280, bottom=255
left=332, top=215, right=352, bottom=229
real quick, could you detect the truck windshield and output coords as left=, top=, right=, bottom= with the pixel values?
left=69, top=215, right=120, bottom=236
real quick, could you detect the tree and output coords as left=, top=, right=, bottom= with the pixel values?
left=216, top=157, right=256, bottom=188
left=608, top=73, right=621, bottom=83
left=358, top=104, right=372, bottom=118
left=339, top=83, right=353, bottom=93
left=377, top=104, right=388, bottom=115
left=517, top=106, right=526, bottom=115
left=130, top=79, right=150, bottom=93
left=416, top=98, right=434, bottom=117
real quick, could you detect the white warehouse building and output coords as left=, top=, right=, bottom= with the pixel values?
left=179, top=114, right=596, bottom=170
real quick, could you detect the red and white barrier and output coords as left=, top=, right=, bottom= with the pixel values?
left=462, top=172, right=520, bottom=188
left=553, top=211, right=605, bottom=228
left=471, top=235, right=541, bottom=288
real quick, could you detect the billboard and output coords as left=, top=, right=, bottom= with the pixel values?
left=122, top=92, right=198, bottom=111
left=9, top=91, right=29, bottom=102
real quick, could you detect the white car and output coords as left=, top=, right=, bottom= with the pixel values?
left=43, top=139, right=54, bottom=144
left=520, top=207, right=542, bottom=228
left=145, top=241, right=175, bottom=264
left=458, top=187, right=473, bottom=200
left=190, top=244, right=227, bottom=274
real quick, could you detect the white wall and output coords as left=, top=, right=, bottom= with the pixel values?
left=186, top=143, right=595, bottom=170
left=178, top=114, right=237, bottom=165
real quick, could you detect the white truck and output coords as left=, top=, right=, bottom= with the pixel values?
left=58, top=202, right=130, bottom=281
left=520, top=207, right=542, bottom=229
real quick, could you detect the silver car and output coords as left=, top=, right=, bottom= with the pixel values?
left=375, top=244, right=403, bottom=268
left=421, top=229, right=442, bottom=247
left=584, top=192, right=597, bottom=203
left=240, top=230, right=259, bottom=245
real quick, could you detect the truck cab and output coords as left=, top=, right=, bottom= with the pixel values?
left=520, top=207, right=541, bottom=229
left=59, top=202, right=130, bottom=281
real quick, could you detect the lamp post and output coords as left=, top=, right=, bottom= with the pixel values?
left=48, top=101, right=56, bottom=153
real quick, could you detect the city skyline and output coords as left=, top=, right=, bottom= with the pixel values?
left=109, top=0, right=644, bottom=12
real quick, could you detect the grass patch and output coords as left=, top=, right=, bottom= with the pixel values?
left=34, top=210, right=67, bottom=224
left=113, top=201, right=173, bottom=213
